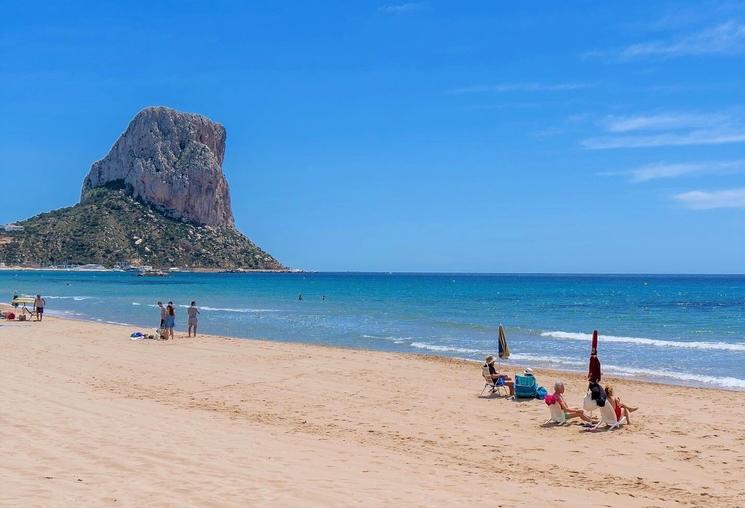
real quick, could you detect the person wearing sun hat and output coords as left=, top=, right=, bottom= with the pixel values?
left=484, top=355, right=515, bottom=396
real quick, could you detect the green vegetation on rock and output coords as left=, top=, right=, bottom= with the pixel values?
left=0, top=189, right=283, bottom=270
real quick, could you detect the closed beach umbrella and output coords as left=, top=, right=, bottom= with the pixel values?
left=588, top=329, right=602, bottom=383
left=591, top=329, right=598, bottom=353
left=498, top=324, right=510, bottom=361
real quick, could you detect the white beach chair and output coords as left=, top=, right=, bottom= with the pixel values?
left=593, top=402, right=626, bottom=431
left=480, top=366, right=509, bottom=397
left=582, top=392, right=626, bottom=430
left=544, top=402, right=567, bottom=425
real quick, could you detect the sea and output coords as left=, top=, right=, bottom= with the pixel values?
left=2, top=271, right=745, bottom=390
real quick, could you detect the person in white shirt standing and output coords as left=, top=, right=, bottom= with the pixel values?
left=187, top=301, right=200, bottom=337
left=157, top=301, right=166, bottom=328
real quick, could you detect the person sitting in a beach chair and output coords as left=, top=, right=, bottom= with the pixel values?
left=483, top=356, right=514, bottom=396
left=604, top=385, right=637, bottom=425
left=545, top=381, right=594, bottom=424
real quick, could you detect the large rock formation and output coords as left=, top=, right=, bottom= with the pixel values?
left=0, top=106, right=284, bottom=270
left=81, top=107, right=234, bottom=227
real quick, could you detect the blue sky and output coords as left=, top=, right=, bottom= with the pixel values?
left=2, top=1, right=745, bottom=273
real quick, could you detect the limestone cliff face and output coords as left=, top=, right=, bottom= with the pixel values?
left=81, top=107, right=234, bottom=227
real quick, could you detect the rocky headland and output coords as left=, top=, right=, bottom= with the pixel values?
left=0, top=107, right=283, bottom=270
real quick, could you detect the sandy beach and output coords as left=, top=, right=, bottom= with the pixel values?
left=2, top=313, right=744, bottom=507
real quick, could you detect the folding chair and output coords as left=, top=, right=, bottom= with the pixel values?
left=481, top=366, right=509, bottom=396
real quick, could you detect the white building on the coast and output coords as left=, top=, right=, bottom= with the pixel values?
left=1, top=223, right=24, bottom=231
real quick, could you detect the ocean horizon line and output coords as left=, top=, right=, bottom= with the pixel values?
left=4, top=268, right=745, bottom=277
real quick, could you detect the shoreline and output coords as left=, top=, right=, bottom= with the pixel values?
left=41, top=308, right=745, bottom=393
left=3, top=269, right=745, bottom=393
left=11, top=306, right=743, bottom=398
left=2, top=312, right=744, bottom=506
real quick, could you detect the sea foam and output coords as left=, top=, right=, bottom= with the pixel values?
left=179, top=305, right=279, bottom=313
left=410, top=342, right=481, bottom=354
left=603, top=364, right=745, bottom=390
left=541, top=330, right=745, bottom=352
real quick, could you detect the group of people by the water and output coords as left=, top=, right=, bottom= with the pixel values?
left=157, top=301, right=200, bottom=339
left=5, top=294, right=46, bottom=322
left=484, top=355, right=637, bottom=427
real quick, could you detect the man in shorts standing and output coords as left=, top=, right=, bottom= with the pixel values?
left=187, top=301, right=200, bottom=337
left=34, top=294, right=46, bottom=322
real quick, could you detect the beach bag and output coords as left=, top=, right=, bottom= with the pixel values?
left=588, top=382, right=606, bottom=407
left=536, top=386, right=548, bottom=400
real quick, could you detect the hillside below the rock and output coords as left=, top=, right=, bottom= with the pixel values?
left=0, top=188, right=283, bottom=270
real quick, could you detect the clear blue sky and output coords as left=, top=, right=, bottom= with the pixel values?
left=2, top=1, right=745, bottom=273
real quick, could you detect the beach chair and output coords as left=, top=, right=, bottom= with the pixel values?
left=514, top=374, right=538, bottom=399
left=544, top=401, right=567, bottom=425
left=481, top=366, right=509, bottom=396
left=593, top=401, right=627, bottom=431
left=583, top=390, right=626, bottom=430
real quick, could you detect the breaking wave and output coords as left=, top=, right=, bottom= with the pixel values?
left=409, top=342, right=481, bottom=354
left=180, top=305, right=280, bottom=313
left=361, top=334, right=410, bottom=344
left=603, top=365, right=745, bottom=390
left=541, top=331, right=745, bottom=352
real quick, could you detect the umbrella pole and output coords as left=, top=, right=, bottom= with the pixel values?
left=497, top=332, right=500, bottom=371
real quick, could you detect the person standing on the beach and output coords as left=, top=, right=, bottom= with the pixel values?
left=157, top=301, right=166, bottom=329
left=164, top=302, right=175, bottom=340
left=34, top=294, right=46, bottom=322
left=187, top=301, right=200, bottom=337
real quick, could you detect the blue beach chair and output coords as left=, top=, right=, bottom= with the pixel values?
left=514, top=374, right=538, bottom=399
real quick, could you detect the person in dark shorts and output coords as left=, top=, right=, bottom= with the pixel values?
left=34, top=294, right=46, bottom=322
left=187, top=301, right=200, bottom=337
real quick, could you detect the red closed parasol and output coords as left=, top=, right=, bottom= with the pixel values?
left=588, top=329, right=602, bottom=383
left=591, top=329, right=598, bottom=353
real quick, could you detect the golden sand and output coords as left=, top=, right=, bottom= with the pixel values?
left=1, top=313, right=743, bottom=506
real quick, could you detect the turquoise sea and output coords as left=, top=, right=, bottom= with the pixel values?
left=2, top=271, right=745, bottom=390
